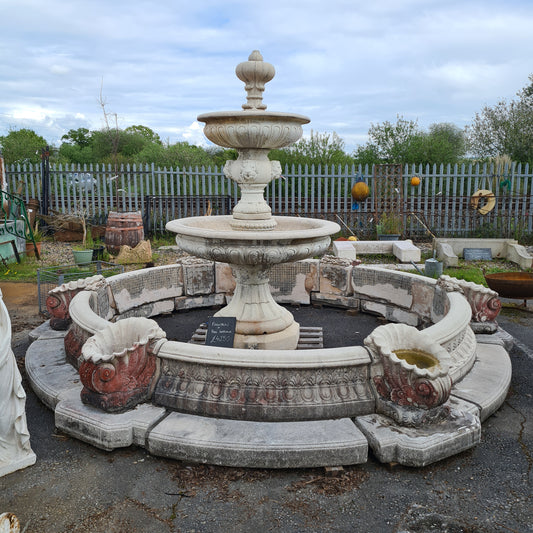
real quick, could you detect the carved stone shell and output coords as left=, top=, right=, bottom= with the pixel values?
left=81, top=317, right=166, bottom=364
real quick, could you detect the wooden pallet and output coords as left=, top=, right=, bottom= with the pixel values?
left=190, top=324, right=323, bottom=350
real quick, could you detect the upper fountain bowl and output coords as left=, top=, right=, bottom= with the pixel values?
left=197, top=50, right=310, bottom=151
left=197, top=111, right=310, bottom=150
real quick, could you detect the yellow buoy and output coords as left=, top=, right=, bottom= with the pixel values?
left=351, top=181, right=370, bottom=202
left=348, top=236, right=358, bottom=241
left=411, top=176, right=421, bottom=187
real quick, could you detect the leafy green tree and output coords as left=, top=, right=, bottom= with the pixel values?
left=423, top=123, right=466, bottom=164
left=354, top=117, right=466, bottom=165
left=361, top=115, right=422, bottom=163
left=0, top=128, right=49, bottom=165
left=61, top=128, right=92, bottom=148
left=134, top=141, right=215, bottom=168
left=124, top=125, right=162, bottom=145
left=467, top=74, right=533, bottom=163
left=270, top=130, right=353, bottom=169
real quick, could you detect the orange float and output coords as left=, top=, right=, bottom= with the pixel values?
left=411, top=176, right=421, bottom=187
left=351, top=181, right=370, bottom=202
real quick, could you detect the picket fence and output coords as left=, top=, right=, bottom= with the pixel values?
left=5, top=161, right=533, bottom=240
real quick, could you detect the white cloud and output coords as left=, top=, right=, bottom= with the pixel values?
left=1, top=0, right=533, bottom=151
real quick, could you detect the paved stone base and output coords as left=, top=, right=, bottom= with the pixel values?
left=451, top=342, right=512, bottom=421
left=55, top=388, right=166, bottom=451
left=147, top=413, right=368, bottom=468
left=26, top=321, right=512, bottom=468
left=355, top=407, right=481, bottom=467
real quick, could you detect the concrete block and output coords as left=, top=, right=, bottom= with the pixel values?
left=178, top=257, right=215, bottom=296
left=175, top=293, right=225, bottom=310
left=392, top=240, right=421, bottom=263
left=215, top=262, right=236, bottom=295
left=360, top=300, right=419, bottom=326
left=311, top=293, right=360, bottom=309
left=109, top=265, right=183, bottom=313
left=118, top=299, right=175, bottom=319
left=451, top=343, right=511, bottom=422
left=147, top=413, right=368, bottom=468
left=333, top=240, right=356, bottom=260
left=353, top=241, right=393, bottom=255
left=353, top=267, right=414, bottom=309
left=25, top=338, right=80, bottom=409
left=319, top=256, right=353, bottom=296
left=505, top=242, right=533, bottom=269
left=355, top=408, right=481, bottom=467
left=436, top=242, right=459, bottom=267
left=55, top=388, right=166, bottom=451
left=270, top=259, right=319, bottom=304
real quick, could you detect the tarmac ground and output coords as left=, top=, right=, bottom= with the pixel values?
left=0, top=283, right=532, bottom=533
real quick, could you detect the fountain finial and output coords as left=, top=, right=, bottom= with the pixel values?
left=236, top=50, right=275, bottom=111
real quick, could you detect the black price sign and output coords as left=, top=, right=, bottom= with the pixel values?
left=205, top=317, right=236, bottom=347
left=463, top=248, right=493, bottom=261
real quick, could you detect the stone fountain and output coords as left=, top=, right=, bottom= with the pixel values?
left=25, top=51, right=513, bottom=469
left=166, top=50, right=339, bottom=350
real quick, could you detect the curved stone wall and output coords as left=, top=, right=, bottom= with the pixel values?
left=62, top=256, right=481, bottom=421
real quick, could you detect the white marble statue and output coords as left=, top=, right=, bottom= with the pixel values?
left=0, top=288, right=36, bottom=477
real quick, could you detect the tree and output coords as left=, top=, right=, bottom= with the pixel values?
left=467, top=74, right=533, bottom=163
left=0, top=128, right=49, bottom=165
left=362, top=115, right=423, bottom=163
left=61, top=128, right=92, bottom=148
left=425, top=123, right=466, bottom=164
left=269, top=130, right=353, bottom=169
left=124, top=125, right=162, bottom=145
left=354, top=117, right=466, bottom=165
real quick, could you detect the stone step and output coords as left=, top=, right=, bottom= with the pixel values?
left=451, top=342, right=512, bottom=422
left=146, top=412, right=368, bottom=469
left=189, top=324, right=324, bottom=349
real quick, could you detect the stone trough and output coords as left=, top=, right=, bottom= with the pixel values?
left=26, top=257, right=512, bottom=468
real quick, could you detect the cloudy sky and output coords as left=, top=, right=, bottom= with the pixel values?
left=1, top=0, right=532, bottom=151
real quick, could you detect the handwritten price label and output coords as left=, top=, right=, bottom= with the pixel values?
left=205, top=317, right=236, bottom=348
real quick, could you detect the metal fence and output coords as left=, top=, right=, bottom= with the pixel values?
left=5, top=161, right=533, bottom=240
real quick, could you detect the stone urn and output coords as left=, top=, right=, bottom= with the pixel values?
left=79, top=318, right=166, bottom=412
left=365, top=323, right=453, bottom=427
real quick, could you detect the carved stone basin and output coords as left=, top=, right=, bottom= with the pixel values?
left=166, top=215, right=338, bottom=265
left=197, top=111, right=309, bottom=150
left=167, top=215, right=339, bottom=349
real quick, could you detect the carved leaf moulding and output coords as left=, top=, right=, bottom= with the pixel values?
left=175, top=238, right=331, bottom=266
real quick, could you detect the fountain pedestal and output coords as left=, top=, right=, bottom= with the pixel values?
left=167, top=51, right=339, bottom=350
left=216, top=265, right=300, bottom=349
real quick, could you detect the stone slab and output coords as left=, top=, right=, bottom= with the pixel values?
left=55, top=388, right=167, bottom=451
left=352, top=241, right=393, bottom=254
left=474, top=327, right=514, bottom=351
left=109, top=266, right=184, bottom=314
left=25, top=337, right=81, bottom=409
left=451, top=342, right=512, bottom=422
left=29, top=320, right=67, bottom=341
left=333, top=240, right=356, bottom=259
left=311, top=293, right=360, bottom=309
left=175, top=293, right=225, bottom=310
left=147, top=413, right=368, bottom=468
left=392, top=240, right=421, bottom=263
left=270, top=259, right=319, bottom=305
left=355, top=407, right=481, bottom=467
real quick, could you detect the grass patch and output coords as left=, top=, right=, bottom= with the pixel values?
left=149, top=232, right=177, bottom=248
left=0, top=258, right=43, bottom=281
